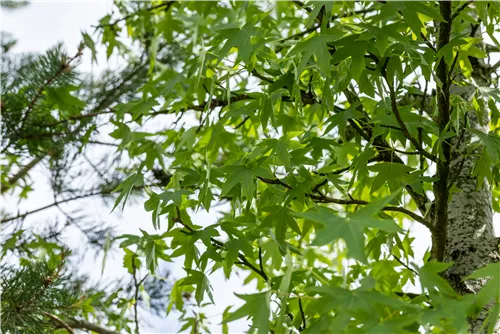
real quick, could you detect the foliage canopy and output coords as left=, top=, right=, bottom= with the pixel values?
left=2, top=1, right=500, bottom=333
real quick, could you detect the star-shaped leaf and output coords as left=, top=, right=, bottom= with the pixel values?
left=180, top=269, right=214, bottom=306
left=217, top=24, right=258, bottom=64
left=262, top=206, right=301, bottom=246
left=219, top=164, right=274, bottom=200
left=293, top=192, right=402, bottom=263
left=288, top=34, right=335, bottom=76
left=223, top=291, right=270, bottom=334
left=369, top=163, right=416, bottom=193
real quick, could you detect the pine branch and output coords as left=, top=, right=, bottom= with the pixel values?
left=1, top=191, right=106, bottom=223
left=1, top=155, right=44, bottom=194
left=1, top=184, right=151, bottom=224
left=20, top=47, right=83, bottom=129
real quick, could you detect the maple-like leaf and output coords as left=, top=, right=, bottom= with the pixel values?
left=288, top=34, right=335, bottom=76
left=369, top=162, right=416, bottom=193
left=219, top=164, right=274, bottom=200
left=223, top=291, right=270, bottom=334
left=262, top=205, right=301, bottom=246
left=293, top=193, right=402, bottom=263
left=217, top=24, right=259, bottom=64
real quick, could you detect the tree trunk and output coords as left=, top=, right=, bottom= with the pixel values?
left=444, top=52, right=500, bottom=333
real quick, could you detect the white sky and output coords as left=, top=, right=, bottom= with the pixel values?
left=2, top=2, right=499, bottom=334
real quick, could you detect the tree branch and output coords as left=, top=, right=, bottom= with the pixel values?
left=258, top=177, right=431, bottom=230
left=132, top=258, right=141, bottom=334
left=95, top=1, right=175, bottom=28
left=20, top=47, right=83, bottom=129
left=431, top=1, right=453, bottom=262
left=55, top=318, right=120, bottom=334
left=1, top=155, right=44, bottom=194
left=1, top=191, right=109, bottom=224
left=298, top=297, right=307, bottom=331
left=342, top=89, right=431, bottom=215
left=382, top=72, right=437, bottom=162
left=44, top=312, right=74, bottom=334
left=174, top=207, right=269, bottom=281
left=451, top=1, right=474, bottom=21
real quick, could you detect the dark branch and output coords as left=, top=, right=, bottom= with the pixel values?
left=451, top=1, right=474, bottom=21
left=1, top=155, right=44, bottom=194
left=95, top=1, right=175, bottom=28
left=258, top=177, right=431, bottom=230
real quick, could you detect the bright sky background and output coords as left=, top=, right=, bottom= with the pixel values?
left=2, top=2, right=499, bottom=334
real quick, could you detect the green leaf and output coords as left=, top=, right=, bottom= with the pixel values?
left=122, top=248, right=141, bottom=275
left=467, top=263, right=500, bottom=307
left=220, top=163, right=273, bottom=200
left=223, top=238, right=253, bottom=278
left=293, top=193, right=402, bottom=263
left=369, top=163, right=415, bottom=193
left=324, top=103, right=363, bottom=141
left=471, top=129, right=500, bottom=163
left=288, top=34, right=334, bottom=76
left=180, top=269, right=214, bottom=306
left=418, top=261, right=456, bottom=297
left=259, top=137, right=292, bottom=168
left=82, top=31, right=97, bottom=64
left=46, top=85, right=86, bottom=117
left=304, top=1, right=333, bottom=28
left=224, top=291, right=270, bottom=334
left=217, top=24, right=258, bottom=64
left=473, top=150, right=493, bottom=188
left=111, top=169, right=144, bottom=212
left=262, top=205, right=301, bottom=246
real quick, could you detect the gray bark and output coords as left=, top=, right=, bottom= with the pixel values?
left=444, top=57, right=500, bottom=333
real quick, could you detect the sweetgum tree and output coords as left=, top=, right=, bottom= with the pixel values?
left=2, top=1, right=500, bottom=333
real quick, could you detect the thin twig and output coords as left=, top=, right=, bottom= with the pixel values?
left=258, top=246, right=266, bottom=279
left=174, top=207, right=269, bottom=281
left=390, top=253, right=418, bottom=275
left=234, top=116, right=250, bottom=129
left=450, top=51, right=460, bottom=76
left=95, top=1, right=175, bottom=28
left=451, top=1, right=474, bottom=21
left=382, top=72, right=437, bottom=162
left=298, top=297, right=306, bottom=331
left=132, top=258, right=141, bottom=334
left=1, top=183, right=154, bottom=224
left=1, top=191, right=107, bottom=223
left=419, top=80, right=429, bottom=170
left=258, top=177, right=431, bottom=230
